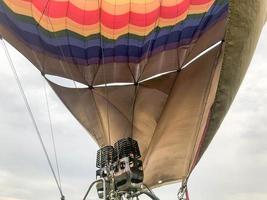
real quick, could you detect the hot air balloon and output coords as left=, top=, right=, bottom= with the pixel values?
left=0, top=0, right=266, bottom=199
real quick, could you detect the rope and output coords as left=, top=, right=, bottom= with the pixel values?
left=177, top=177, right=189, bottom=200
left=98, top=0, right=111, bottom=145
left=0, top=37, right=65, bottom=199
left=43, top=79, right=62, bottom=189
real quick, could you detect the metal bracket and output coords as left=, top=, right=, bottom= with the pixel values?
left=83, top=178, right=107, bottom=200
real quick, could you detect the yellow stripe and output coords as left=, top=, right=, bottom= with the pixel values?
left=4, top=0, right=213, bottom=39
left=6, top=0, right=209, bottom=14
left=189, top=1, right=215, bottom=14
left=102, top=0, right=160, bottom=15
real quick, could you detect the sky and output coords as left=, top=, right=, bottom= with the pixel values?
left=0, top=25, right=266, bottom=200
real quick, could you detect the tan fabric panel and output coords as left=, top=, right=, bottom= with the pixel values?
left=93, top=86, right=136, bottom=145
left=94, top=86, right=136, bottom=123
left=92, top=92, right=133, bottom=145
left=47, top=70, right=179, bottom=154
left=47, top=82, right=138, bottom=146
left=142, top=45, right=222, bottom=187
left=46, top=82, right=107, bottom=146
left=48, top=72, right=177, bottom=151
left=189, top=44, right=224, bottom=172
left=197, top=0, right=267, bottom=164
left=93, top=63, right=135, bottom=85
left=140, top=73, right=177, bottom=95
left=133, top=73, right=177, bottom=154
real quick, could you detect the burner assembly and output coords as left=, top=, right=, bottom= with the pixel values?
left=83, top=138, right=159, bottom=200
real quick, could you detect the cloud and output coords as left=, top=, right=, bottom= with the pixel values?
left=0, top=197, right=25, bottom=200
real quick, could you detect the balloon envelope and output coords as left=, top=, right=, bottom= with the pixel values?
left=0, top=0, right=266, bottom=187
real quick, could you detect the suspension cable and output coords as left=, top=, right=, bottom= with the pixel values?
left=177, top=177, right=189, bottom=200
left=43, top=79, right=62, bottom=189
left=0, top=36, right=65, bottom=199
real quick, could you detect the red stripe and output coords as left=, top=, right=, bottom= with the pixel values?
left=101, top=2, right=191, bottom=28
left=19, top=0, right=213, bottom=28
left=100, top=2, right=191, bottom=28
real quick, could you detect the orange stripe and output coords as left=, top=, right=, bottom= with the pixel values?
left=5, top=0, right=214, bottom=17
left=4, top=0, right=214, bottom=38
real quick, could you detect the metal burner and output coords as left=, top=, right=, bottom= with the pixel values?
left=83, top=137, right=159, bottom=200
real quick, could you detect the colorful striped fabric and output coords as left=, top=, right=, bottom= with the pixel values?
left=0, top=0, right=231, bottom=188
left=0, top=0, right=228, bottom=65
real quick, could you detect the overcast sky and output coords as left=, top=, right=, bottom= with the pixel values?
left=0, top=25, right=266, bottom=200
